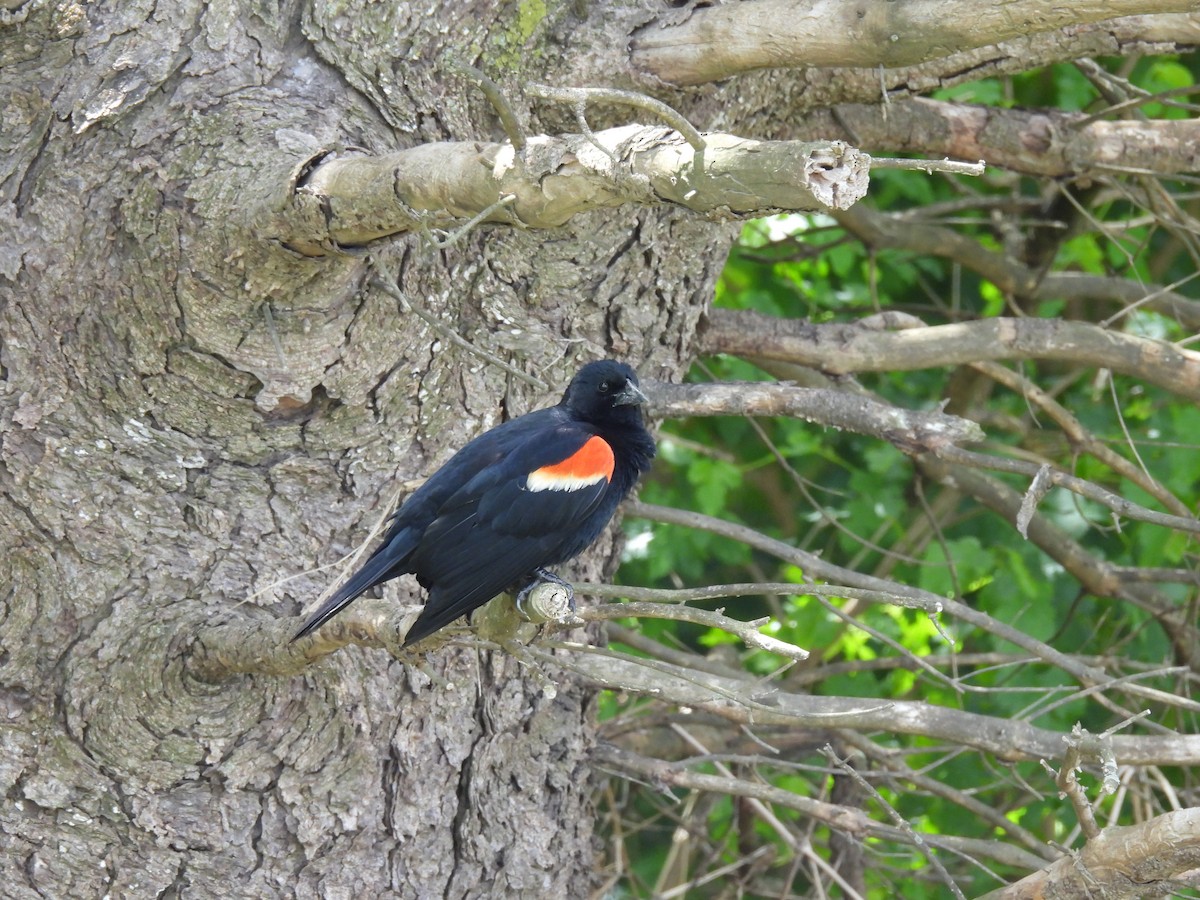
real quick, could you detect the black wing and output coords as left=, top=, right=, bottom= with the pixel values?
left=402, top=424, right=616, bottom=644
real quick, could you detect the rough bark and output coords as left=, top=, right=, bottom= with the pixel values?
left=0, top=1, right=721, bottom=896
left=4, top=0, right=1198, bottom=897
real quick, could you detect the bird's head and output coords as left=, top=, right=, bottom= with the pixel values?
left=561, top=360, right=648, bottom=425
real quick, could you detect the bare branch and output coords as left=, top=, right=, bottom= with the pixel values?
left=628, top=500, right=1200, bottom=712
left=937, top=445, right=1200, bottom=536
left=645, top=380, right=984, bottom=454
left=448, top=60, right=527, bottom=151
left=267, top=131, right=870, bottom=254
left=560, top=648, right=1200, bottom=766
left=528, top=85, right=706, bottom=154
left=594, top=742, right=872, bottom=833
left=869, top=156, right=985, bottom=177
left=632, top=3, right=1200, bottom=86
left=976, top=807, right=1200, bottom=900
left=1043, top=733, right=1102, bottom=840
left=838, top=731, right=1055, bottom=860
left=828, top=202, right=1200, bottom=329
left=971, top=360, right=1194, bottom=519
left=702, top=308, right=1200, bottom=401
left=791, top=98, right=1200, bottom=179
left=592, top=744, right=1052, bottom=873
left=823, top=746, right=967, bottom=900
left=575, top=601, right=809, bottom=662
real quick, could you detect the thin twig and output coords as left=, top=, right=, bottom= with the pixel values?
left=823, top=745, right=968, bottom=900
left=528, top=84, right=707, bottom=178
left=970, top=360, right=1193, bottom=518
left=1043, top=724, right=1102, bottom=840
left=935, top=445, right=1200, bottom=535
left=427, top=193, right=520, bottom=248
left=870, top=156, right=985, bottom=177
left=447, top=60, right=527, bottom=150
left=528, top=84, right=706, bottom=151
left=575, top=600, right=809, bottom=661
left=626, top=500, right=1200, bottom=714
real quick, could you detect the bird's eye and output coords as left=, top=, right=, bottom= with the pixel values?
left=598, top=380, right=611, bottom=394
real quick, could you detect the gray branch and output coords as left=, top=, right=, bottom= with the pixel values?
left=646, top=380, right=984, bottom=454
left=265, top=130, right=870, bottom=254
left=632, top=2, right=1199, bottom=85
left=976, top=807, right=1200, bottom=899
left=557, top=647, right=1200, bottom=767
left=702, top=308, right=1200, bottom=402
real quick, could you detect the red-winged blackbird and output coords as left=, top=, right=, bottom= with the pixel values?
left=293, top=360, right=656, bottom=647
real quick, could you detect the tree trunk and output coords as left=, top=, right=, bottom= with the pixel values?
left=0, top=1, right=726, bottom=895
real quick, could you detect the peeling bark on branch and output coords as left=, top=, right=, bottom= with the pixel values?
left=702, top=308, right=1200, bottom=401
left=269, top=130, right=869, bottom=254
left=632, top=1, right=1199, bottom=85
left=977, top=808, right=1200, bottom=900
left=805, top=98, right=1200, bottom=178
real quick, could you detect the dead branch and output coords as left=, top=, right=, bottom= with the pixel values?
left=823, top=745, right=967, bottom=900
left=812, top=99, right=1200, bottom=178
left=935, top=445, right=1200, bottom=536
left=592, top=744, right=1052, bottom=873
left=575, top=601, right=809, bottom=661
left=701, top=308, right=1200, bottom=401
left=645, top=377, right=1196, bottom=552
left=556, top=646, right=1200, bottom=766
left=829, top=202, right=1200, bottom=329
left=645, top=381, right=984, bottom=454
left=632, top=3, right=1199, bottom=86
left=970, top=360, right=1194, bottom=518
left=869, top=156, right=985, bottom=176
left=528, top=85, right=706, bottom=156
left=593, top=742, right=873, bottom=834
left=976, top=807, right=1200, bottom=900
left=448, top=61, right=527, bottom=151
left=836, top=730, right=1055, bottom=861
left=266, top=130, right=869, bottom=255
left=915, top=455, right=1200, bottom=668
left=628, top=500, right=1200, bottom=712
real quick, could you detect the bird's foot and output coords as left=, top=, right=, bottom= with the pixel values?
left=515, top=569, right=576, bottom=623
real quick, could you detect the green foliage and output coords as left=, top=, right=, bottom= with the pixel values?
left=604, top=52, right=1199, bottom=900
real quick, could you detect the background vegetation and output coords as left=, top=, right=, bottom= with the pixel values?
left=594, top=55, right=1200, bottom=899
left=7, top=3, right=1199, bottom=897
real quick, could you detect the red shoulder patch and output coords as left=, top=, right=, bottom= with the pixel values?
left=527, top=435, right=615, bottom=492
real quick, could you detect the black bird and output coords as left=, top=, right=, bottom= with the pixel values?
left=293, top=360, right=656, bottom=646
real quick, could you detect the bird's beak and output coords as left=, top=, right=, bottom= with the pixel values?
left=614, top=381, right=648, bottom=407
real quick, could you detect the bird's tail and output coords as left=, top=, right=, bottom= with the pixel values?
left=291, top=531, right=416, bottom=642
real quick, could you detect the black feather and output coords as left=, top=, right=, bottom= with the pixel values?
left=292, top=360, right=655, bottom=646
